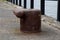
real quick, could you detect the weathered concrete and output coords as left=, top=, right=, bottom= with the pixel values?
left=0, top=2, right=60, bottom=40
left=42, top=15, right=60, bottom=30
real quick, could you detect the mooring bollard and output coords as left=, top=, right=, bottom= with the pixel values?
left=13, top=8, right=41, bottom=33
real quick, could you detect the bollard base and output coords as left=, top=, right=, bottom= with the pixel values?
left=20, top=29, right=41, bottom=33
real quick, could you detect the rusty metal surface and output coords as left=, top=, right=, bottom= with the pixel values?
left=13, top=9, right=41, bottom=32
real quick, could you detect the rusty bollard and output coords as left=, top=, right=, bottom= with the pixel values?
left=13, top=8, right=41, bottom=33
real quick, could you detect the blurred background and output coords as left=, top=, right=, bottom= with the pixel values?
left=46, top=0, right=57, bottom=1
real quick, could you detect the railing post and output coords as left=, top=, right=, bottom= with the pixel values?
left=7, top=0, right=12, bottom=2
left=41, top=0, right=45, bottom=15
left=9, top=0, right=11, bottom=2
left=8, top=0, right=10, bottom=2
left=12, top=0, right=15, bottom=4
left=57, top=0, right=60, bottom=21
left=19, top=0, right=21, bottom=6
left=7, top=0, right=8, bottom=1
left=24, top=0, right=27, bottom=8
left=10, top=0, right=12, bottom=2
left=30, top=0, right=34, bottom=9
left=16, top=0, right=18, bottom=5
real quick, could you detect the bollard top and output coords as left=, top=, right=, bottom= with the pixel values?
left=13, top=7, right=41, bottom=18
left=13, top=6, right=40, bottom=13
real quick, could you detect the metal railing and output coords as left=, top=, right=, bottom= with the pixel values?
left=7, top=0, right=34, bottom=9
left=41, top=0, right=60, bottom=22
left=7, top=0, right=60, bottom=22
